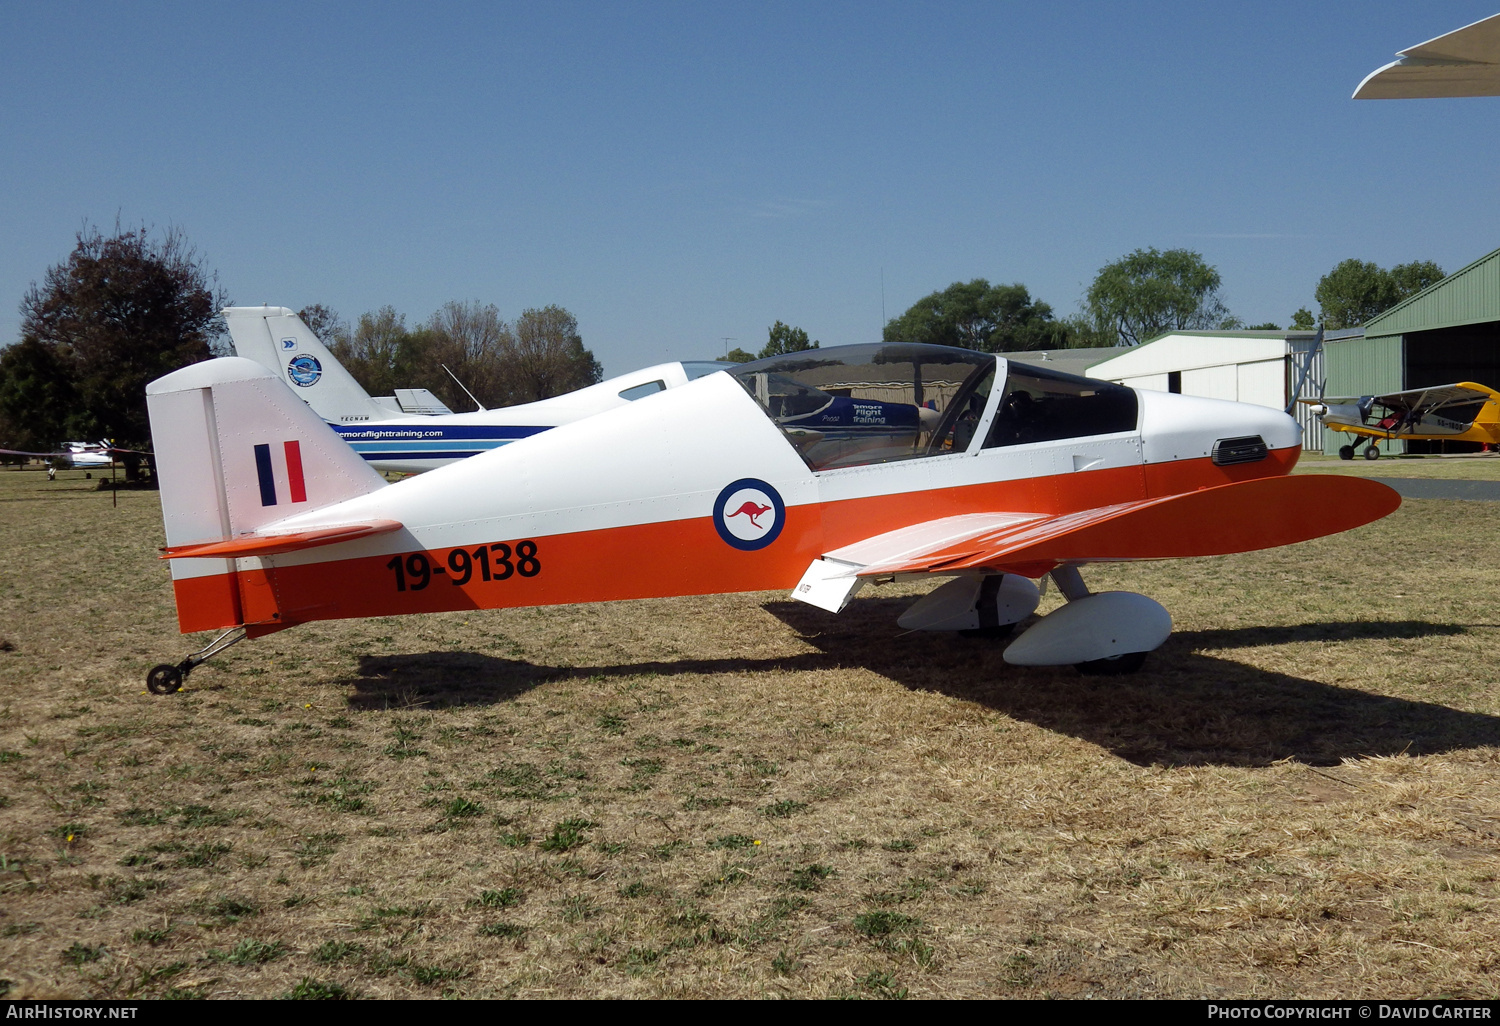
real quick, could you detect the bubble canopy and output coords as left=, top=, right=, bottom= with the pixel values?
left=728, top=343, right=997, bottom=471
left=729, top=343, right=1139, bottom=472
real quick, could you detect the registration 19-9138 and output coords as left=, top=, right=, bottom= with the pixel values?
left=385, top=541, right=540, bottom=592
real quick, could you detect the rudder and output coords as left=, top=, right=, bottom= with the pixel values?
left=147, top=357, right=387, bottom=633
left=223, top=306, right=401, bottom=424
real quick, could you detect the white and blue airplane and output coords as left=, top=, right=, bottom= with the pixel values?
left=224, top=306, right=729, bottom=474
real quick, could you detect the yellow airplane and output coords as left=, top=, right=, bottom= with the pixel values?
left=1302, top=382, right=1500, bottom=460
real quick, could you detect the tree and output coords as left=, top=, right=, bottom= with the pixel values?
left=509, top=306, right=602, bottom=403
left=1290, top=307, right=1316, bottom=330
left=1313, top=259, right=1389, bottom=330
left=327, top=303, right=506, bottom=411
left=326, top=302, right=604, bottom=410
left=884, top=279, right=1070, bottom=352
left=1314, top=258, right=1445, bottom=330
left=7, top=224, right=228, bottom=478
left=0, top=337, right=78, bottom=456
left=759, top=321, right=819, bottom=359
left=1246, top=322, right=1282, bottom=331
left=1084, top=248, right=1234, bottom=346
left=1059, top=312, right=1116, bottom=349
left=329, top=306, right=428, bottom=400
left=297, top=304, right=349, bottom=347
left=1389, top=260, right=1445, bottom=302
left=425, top=300, right=514, bottom=410
left=723, top=348, right=756, bottom=363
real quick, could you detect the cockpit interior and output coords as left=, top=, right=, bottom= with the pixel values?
left=730, top=344, right=1138, bottom=472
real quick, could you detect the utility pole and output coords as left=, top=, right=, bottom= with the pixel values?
left=721, top=337, right=737, bottom=358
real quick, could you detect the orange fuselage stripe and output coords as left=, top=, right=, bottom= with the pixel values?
left=170, top=449, right=1303, bottom=635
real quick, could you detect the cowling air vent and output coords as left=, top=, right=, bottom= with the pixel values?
left=1212, top=435, right=1269, bottom=466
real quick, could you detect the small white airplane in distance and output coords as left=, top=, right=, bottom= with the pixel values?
left=142, top=342, right=1400, bottom=692
left=224, top=306, right=729, bottom=473
left=0, top=441, right=115, bottom=469
left=61, top=441, right=113, bottom=469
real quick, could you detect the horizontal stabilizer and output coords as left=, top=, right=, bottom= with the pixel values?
left=161, top=520, right=403, bottom=560
left=823, top=476, right=1401, bottom=578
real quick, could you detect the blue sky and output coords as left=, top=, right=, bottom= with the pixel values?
left=3, top=2, right=1499, bottom=374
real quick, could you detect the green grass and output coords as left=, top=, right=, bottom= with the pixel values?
left=284, top=978, right=359, bottom=1000
left=61, top=942, right=105, bottom=965
left=209, top=939, right=286, bottom=965
left=789, top=864, right=835, bottom=891
left=313, top=941, right=366, bottom=964
left=475, top=887, right=523, bottom=908
left=443, top=797, right=484, bottom=818
left=539, top=818, right=596, bottom=852
left=707, top=834, right=758, bottom=850
left=853, top=910, right=919, bottom=938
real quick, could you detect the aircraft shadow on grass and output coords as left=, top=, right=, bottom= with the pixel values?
left=335, top=598, right=1500, bottom=769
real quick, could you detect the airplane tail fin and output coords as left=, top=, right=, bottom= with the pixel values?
left=1461, top=382, right=1500, bottom=427
left=147, top=356, right=388, bottom=634
left=222, top=306, right=418, bottom=423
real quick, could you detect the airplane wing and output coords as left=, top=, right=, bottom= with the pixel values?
left=793, top=476, right=1399, bottom=610
left=1355, top=14, right=1500, bottom=98
left=1377, top=383, right=1496, bottom=411
left=1309, top=383, right=1496, bottom=413
left=0, top=444, right=138, bottom=458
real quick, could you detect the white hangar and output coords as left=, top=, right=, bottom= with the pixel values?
left=1085, top=331, right=1328, bottom=451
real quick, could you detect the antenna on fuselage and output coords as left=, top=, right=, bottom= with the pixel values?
left=442, top=364, right=486, bottom=412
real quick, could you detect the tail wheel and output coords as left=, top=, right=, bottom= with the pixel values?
left=1364, top=445, right=1380, bottom=461
left=1338, top=445, right=1355, bottom=461
left=146, top=664, right=184, bottom=694
left=1075, top=651, right=1147, bottom=676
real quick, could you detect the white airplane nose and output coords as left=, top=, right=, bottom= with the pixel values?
left=1137, top=389, right=1302, bottom=465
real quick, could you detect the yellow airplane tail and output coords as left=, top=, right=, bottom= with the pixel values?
left=1460, top=383, right=1500, bottom=442
left=1462, top=383, right=1500, bottom=415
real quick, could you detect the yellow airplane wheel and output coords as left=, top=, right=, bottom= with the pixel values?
left=1338, top=445, right=1355, bottom=460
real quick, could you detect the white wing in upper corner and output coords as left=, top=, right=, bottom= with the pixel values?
left=1355, top=13, right=1500, bottom=98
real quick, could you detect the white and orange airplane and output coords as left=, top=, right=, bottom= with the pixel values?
left=143, top=343, right=1400, bottom=692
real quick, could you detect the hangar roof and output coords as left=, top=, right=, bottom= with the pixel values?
left=1085, top=332, right=1314, bottom=380
left=1002, top=346, right=1130, bottom=378
left=1362, top=245, right=1500, bottom=339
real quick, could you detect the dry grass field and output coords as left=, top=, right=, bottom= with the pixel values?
left=1296, top=451, right=1500, bottom=479
left=1, top=463, right=1497, bottom=1000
